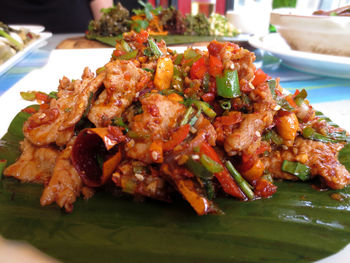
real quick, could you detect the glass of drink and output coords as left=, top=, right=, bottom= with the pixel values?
left=191, top=0, right=216, bottom=17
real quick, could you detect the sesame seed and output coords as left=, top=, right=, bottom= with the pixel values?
left=135, top=173, right=144, bottom=181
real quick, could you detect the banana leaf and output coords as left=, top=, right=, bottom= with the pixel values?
left=0, top=108, right=350, bottom=263
left=86, top=34, right=245, bottom=47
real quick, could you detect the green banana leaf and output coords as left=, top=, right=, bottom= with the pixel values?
left=0, top=107, right=350, bottom=263
left=87, top=34, right=244, bottom=47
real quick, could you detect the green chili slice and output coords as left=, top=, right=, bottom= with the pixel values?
left=117, top=50, right=138, bottom=60
left=216, top=70, right=241, bottom=99
left=281, top=160, right=311, bottom=181
left=20, top=91, right=36, bottom=101
left=148, top=38, right=163, bottom=58
left=302, top=127, right=338, bottom=143
left=174, top=53, right=184, bottom=65
left=219, top=100, right=231, bottom=110
left=294, top=89, right=308, bottom=106
left=193, top=101, right=216, bottom=119
left=200, top=154, right=223, bottom=173
left=121, top=39, right=132, bottom=52
left=184, top=157, right=213, bottom=180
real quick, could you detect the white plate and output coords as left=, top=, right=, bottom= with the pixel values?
left=8, top=24, right=45, bottom=34
left=0, top=30, right=52, bottom=76
left=248, top=33, right=350, bottom=79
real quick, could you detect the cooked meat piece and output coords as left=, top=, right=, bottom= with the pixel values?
left=126, top=93, right=185, bottom=163
left=23, top=68, right=104, bottom=146
left=221, top=46, right=256, bottom=82
left=194, top=114, right=217, bottom=146
left=4, top=139, right=59, bottom=183
left=224, top=111, right=274, bottom=156
left=262, top=137, right=350, bottom=189
left=40, top=137, right=92, bottom=212
left=129, top=93, right=185, bottom=139
left=88, top=60, right=149, bottom=127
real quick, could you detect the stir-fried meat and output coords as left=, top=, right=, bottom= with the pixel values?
left=4, top=139, right=59, bottom=183
left=88, top=60, right=149, bottom=127
left=262, top=137, right=350, bottom=189
left=224, top=111, right=274, bottom=156
left=194, top=114, right=217, bottom=146
left=221, top=46, right=256, bottom=82
left=129, top=93, right=185, bottom=139
left=113, top=160, right=171, bottom=201
left=126, top=93, right=185, bottom=163
left=23, top=68, right=104, bottom=146
left=40, top=138, right=92, bottom=212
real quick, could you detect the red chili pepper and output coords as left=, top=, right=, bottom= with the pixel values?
left=135, top=30, right=149, bottom=43
left=201, top=92, right=215, bottom=102
left=199, top=142, right=245, bottom=199
left=208, top=40, right=225, bottom=56
left=190, top=57, right=208, bottom=80
left=35, top=92, right=50, bottom=103
left=219, top=111, right=242, bottom=126
left=252, top=68, right=268, bottom=87
left=209, top=55, right=223, bottom=77
left=163, top=124, right=190, bottom=151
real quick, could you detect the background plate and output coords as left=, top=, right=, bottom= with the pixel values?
left=249, top=33, right=350, bottom=79
left=0, top=29, right=52, bottom=76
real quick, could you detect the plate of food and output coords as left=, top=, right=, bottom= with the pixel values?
left=0, top=31, right=349, bottom=263
left=0, top=22, right=52, bottom=75
left=248, top=33, right=350, bottom=79
left=85, top=1, right=248, bottom=47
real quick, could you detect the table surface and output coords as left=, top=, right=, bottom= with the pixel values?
left=0, top=34, right=349, bottom=129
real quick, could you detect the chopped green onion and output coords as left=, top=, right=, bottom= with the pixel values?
left=302, top=127, right=337, bottom=143
left=117, top=50, right=138, bottom=60
left=180, top=107, right=195, bottom=126
left=225, top=160, right=254, bottom=200
left=20, top=91, right=36, bottom=101
left=48, top=91, right=58, bottom=99
left=96, top=66, right=105, bottom=74
left=193, top=101, right=216, bottom=119
left=148, top=38, right=163, bottom=58
left=111, top=117, right=129, bottom=132
left=184, top=157, right=213, bottom=180
left=121, top=39, right=132, bottom=52
left=189, top=108, right=201, bottom=126
left=174, top=53, right=184, bottom=65
left=262, top=130, right=283, bottom=145
left=216, top=70, right=241, bottom=99
left=281, top=160, right=311, bottom=181
left=200, top=154, right=223, bottom=173
left=127, top=130, right=150, bottom=139
left=268, top=79, right=294, bottom=111
left=0, top=159, right=7, bottom=180
left=142, top=68, right=154, bottom=73
left=0, top=29, right=23, bottom=50
left=293, top=89, right=307, bottom=106
left=183, top=48, right=198, bottom=60
left=219, top=100, right=231, bottom=110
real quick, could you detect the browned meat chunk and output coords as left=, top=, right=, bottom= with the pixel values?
left=4, top=139, right=59, bottom=183
left=40, top=138, right=93, bottom=212
left=23, top=68, right=104, bottom=146
left=262, top=137, right=350, bottom=189
left=88, top=60, right=149, bottom=127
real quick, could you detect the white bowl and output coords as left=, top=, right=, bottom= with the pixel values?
left=270, top=8, right=350, bottom=57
